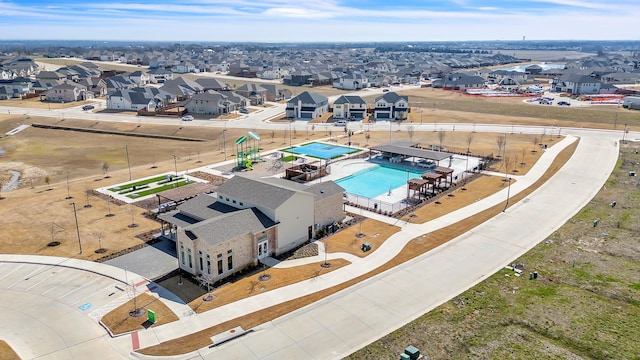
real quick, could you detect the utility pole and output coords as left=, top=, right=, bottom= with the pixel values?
left=71, top=202, right=82, bottom=254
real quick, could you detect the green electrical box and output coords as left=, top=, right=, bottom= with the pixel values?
left=400, top=353, right=410, bottom=360
left=147, top=309, right=156, bottom=324
left=361, top=242, right=372, bottom=252
left=404, top=345, right=420, bottom=360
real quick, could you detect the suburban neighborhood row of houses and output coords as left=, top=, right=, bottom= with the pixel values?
left=1, top=48, right=639, bottom=107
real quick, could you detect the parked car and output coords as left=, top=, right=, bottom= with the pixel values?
left=557, top=101, right=571, bottom=106
left=239, top=108, right=249, bottom=114
left=334, top=120, right=347, bottom=126
left=382, top=89, right=390, bottom=92
left=82, top=104, right=95, bottom=111
left=181, top=115, right=194, bottom=121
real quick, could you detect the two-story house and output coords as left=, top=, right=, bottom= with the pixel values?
left=332, top=95, right=367, bottom=120
left=285, top=91, right=329, bottom=119
left=374, top=92, right=409, bottom=121
left=45, top=82, right=89, bottom=102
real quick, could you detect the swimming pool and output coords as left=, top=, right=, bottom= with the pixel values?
left=286, top=142, right=358, bottom=159
left=336, top=164, right=425, bottom=198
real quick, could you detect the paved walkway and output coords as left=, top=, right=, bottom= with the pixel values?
left=0, top=126, right=624, bottom=359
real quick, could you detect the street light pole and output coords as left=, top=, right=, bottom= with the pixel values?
left=172, top=154, right=178, bottom=176
left=71, top=202, right=82, bottom=254
left=503, top=177, right=512, bottom=212
left=125, top=145, right=132, bottom=181
left=222, top=127, right=227, bottom=161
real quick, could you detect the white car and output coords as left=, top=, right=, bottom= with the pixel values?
left=334, top=120, right=347, bottom=126
left=181, top=115, right=194, bottom=121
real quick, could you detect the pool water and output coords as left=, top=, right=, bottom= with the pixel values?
left=287, top=142, right=357, bottom=159
left=337, top=165, right=425, bottom=198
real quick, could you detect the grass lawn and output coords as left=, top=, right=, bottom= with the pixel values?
left=126, top=180, right=195, bottom=198
left=108, top=175, right=168, bottom=191
left=347, top=142, right=640, bottom=360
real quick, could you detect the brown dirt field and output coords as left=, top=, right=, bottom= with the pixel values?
left=391, top=87, right=638, bottom=131
left=0, top=110, right=551, bottom=262
left=323, top=219, right=400, bottom=257
left=0, top=96, right=94, bottom=109
left=187, top=259, right=351, bottom=314
left=0, top=341, right=20, bottom=360
left=402, top=175, right=514, bottom=224
left=100, top=292, right=180, bottom=335
left=137, top=136, right=578, bottom=357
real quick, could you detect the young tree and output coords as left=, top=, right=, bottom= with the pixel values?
left=437, top=129, right=446, bottom=150
left=198, top=273, right=216, bottom=301
left=44, top=175, right=51, bottom=189
left=270, top=131, right=275, bottom=143
left=93, top=231, right=106, bottom=253
left=365, top=131, right=371, bottom=146
left=496, top=134, right=506, bottom=158
left=102, top=161, right=110, bottom=178
left=407, top=126, right=415, bottom=141
left=520, top=147, right=527, bottom=166
left=503, top=156, right=512, bottom=179
left=532, top=136, right=540, bottom=152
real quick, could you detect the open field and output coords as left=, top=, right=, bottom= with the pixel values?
left=390, top=87, right=639, bottom=130
left=0, top=108, right=555, bottom=262
left=347, top=143, right=640, bottom=359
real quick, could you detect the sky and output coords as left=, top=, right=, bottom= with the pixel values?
left=1, top=0, right=638, bottom=42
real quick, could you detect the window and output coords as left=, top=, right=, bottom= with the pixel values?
left=206, top=255, right=211, bottom=274
left=199, top=251, right=203, bottom=271
left=239, top=202, right=243, bottom=206
left=228, top=255, right=233, bottom=270
left=217, top=259, right=223, bottom=275
left=187, top=249, right=192, bottom=268
left=180, top=244, right=185, bottom=265
left=232, top=200, right=236, bottom=204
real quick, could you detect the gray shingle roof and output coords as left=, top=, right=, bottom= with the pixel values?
left=183, top=208, right=272, bottom=246
left=216, top=175, right=309, bottom=210
left=333, top=95, right=366, bottom=105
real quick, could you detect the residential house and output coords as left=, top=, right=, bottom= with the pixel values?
left=332, top=95, right=367, bottom=120
left=160, top=77, right=204, bottom=100
left=285, top=91, right=329, bottom=119
left=147, top=68, right=174, bottom=84
left=235, top=84, right=267, bottom=105
left=195, top=78, right=229, bottom=92
left=78, top=77, right=108, bottom=97
left=333, top=71, right=369, bottom=90
left=257, top=66, right=289, bottom=80
left=552, top=74, right=602, bottom=94
left=172, top=61, right=196, bottom=74
left=126, top=71, right=150, bottom=86
left=283, top=71, right=312, bottom=86
left=183, top=90, right=247, bottom=115
left=161, top=175, right=345, bottom=279
left=432, top=73, right=485, bottom=90
left=0, top=78, right=35, bottom=99
left=106, top=87, right=174, bottom=111
left=374, top=92, right=409, bottom=121
left=45, top=82, right=89, bottom=102
left=261, top=84, right=292, bottom=102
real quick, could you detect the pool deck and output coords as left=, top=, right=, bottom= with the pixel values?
left=310, top=154, right=481, bottom=204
